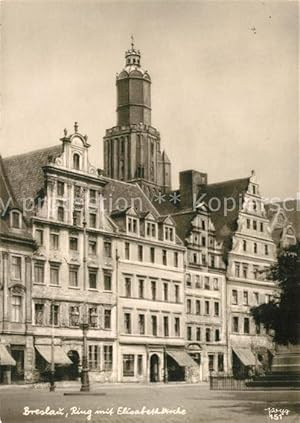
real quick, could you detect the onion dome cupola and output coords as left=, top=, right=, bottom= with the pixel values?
left=116, top=37, right=152, bottom=126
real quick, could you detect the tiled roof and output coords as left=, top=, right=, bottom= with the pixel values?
left=2, top=145, right=63, bottom=207
left=154, top=190, right=182, bottom=215
left=0, top=156, right=33, bottom=241
left=171, top=212, right=196, bottom=242
left=152, top=177, right=250, bottom=259
left=101, top=177, right=160, bottom=218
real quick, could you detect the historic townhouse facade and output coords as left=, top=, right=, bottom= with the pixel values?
left=0, top=157, right=36, bottom=384
left=2, top=128, right=119, bottom=383
left=201, top=172, right=278, bottom=376
left=109, top=208, right=191, bottom=383
left=155, top=171, right=228, bottom=381
left=183, top=210, right=227, bottom=381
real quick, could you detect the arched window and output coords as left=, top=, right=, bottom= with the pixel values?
left=73, top=153, right=80, bottom=170
left=10, top=210, right=22, bottom=229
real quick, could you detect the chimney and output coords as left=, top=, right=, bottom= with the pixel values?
left=179, top=170, right=207, bottom=208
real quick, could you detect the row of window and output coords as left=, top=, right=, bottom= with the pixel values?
left=124, top=242, right=180, bottom=267
left=123, top=312, right=181, bottom=337
left=189, top=234, right=221, bottom=251
left=34, top=229, right=181, bottom=268
left=234, top=262, right=269, bottom=279
left=123, top=276, right=181, bottom=303
left=186, top=274, right=220, bottom=290
left=188, top=251, right=221, bottom=268
left=246, top=218, right=264, bottom=232
left=231, top=289, right=272, bottom=306
left=186, top=298, right=220, bottom=317
left=127, top=217, right=175, bottom=243
left=241, top=240, right=270, bottom=255
left=35, top=228, right=113, bottom=257
left=232, top=316, right=264, bottom=335
left=186, top=326, right=221, bottom=342
left=57, top=182, right=98, bottom=203
left=31, top=260, right=112, bottom=291
left=55, top=206, right=102, bottom=228
left=34, top=303, right=112, bottom=329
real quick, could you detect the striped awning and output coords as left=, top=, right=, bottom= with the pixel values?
left=167, top=350, right=198, bottom=367
left=233, top=348, right=256, bottom=366
left=0, top=345, right=16, bottom=366
left=36, top=346, right=72, bottom=365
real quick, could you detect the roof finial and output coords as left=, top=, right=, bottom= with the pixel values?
left=74, top=122, right=78, bottom=133
left=131, top=34, right=135, bottom=50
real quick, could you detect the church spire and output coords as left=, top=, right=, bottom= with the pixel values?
left=130, top=34, right=135, bottom=49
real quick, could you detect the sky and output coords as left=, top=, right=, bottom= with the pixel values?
left=1, top=0, right=299, bottom=200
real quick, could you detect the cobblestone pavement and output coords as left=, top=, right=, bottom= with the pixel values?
left=0, top=383, right=299, bottom=423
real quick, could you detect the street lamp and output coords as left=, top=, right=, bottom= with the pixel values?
left=80, top=316, right=90, bottom=392
left=70, top=305, right=98, bottom=392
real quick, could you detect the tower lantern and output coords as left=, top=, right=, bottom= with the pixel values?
left=116, top=40, right=151, bottom=126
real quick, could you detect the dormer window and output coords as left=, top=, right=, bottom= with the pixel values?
left=127, top=217, right=139, bottom=234
left=73, top=153, right=80, bottom=170
left=164, top=226, right=174, bottom=242
left=10, top=210, right=22, bottom=229
left=146, top=221, right=157, bottom=238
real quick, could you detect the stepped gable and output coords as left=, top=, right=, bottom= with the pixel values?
left=2, top=145, right=62, bottom=207
left=199, top=177, right=250, bottom=242
left=282, top=199, right=300, bottom=239
left=266, top=200, right=299, bottom=241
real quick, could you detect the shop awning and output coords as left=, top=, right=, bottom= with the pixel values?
left=36, top=346, right=72, bottom=365
left=233, top=348, right=256, bottom=366
left=167, top=350, right=198, bottom=367
left=0, top=345, right=16, bottom=366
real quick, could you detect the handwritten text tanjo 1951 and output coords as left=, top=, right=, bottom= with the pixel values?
left=22, top=406, right=187, bottom=420
left=264, top=408, right=290, bottom=420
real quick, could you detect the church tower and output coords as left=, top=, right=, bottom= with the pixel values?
left=103, top=40, right=172, bottom=197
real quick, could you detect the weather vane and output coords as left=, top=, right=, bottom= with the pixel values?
left=131, top=34, right=135, bottom=49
